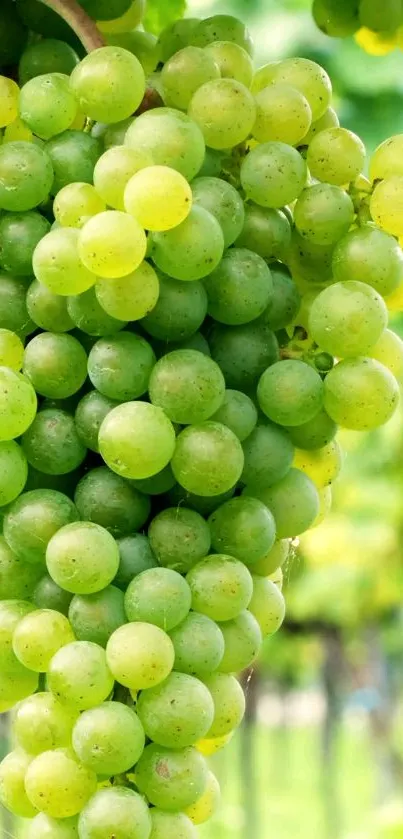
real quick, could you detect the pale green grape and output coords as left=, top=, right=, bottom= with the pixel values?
left=312, top=0, right=360, bottom=36
left=22, top=408, right=87, bottom=475
left=150, top=810, right=197, bottom=839
left=240, top=142, right=307, bottom=208
left=74, top=391, right=118, bottom=453
left=294, top=183, right=355, bottom=246
left=98, top=0, right=145, bottom=32
left=210, top=389, right=257, bottom=441
left=185, top=770, right=220, bottom=825
left=285, top=409, right=337, bottom=450
left=186, top=555, right=253, bottom=622
left=0, top=367, right=37, bottom=442
left=47, top=642, right=114, bottom=710
left=209, top=497, right=276, bottom=566
left=34, top=574, right=73, bottom=615
left=13, top=692, right=78, bottom=755
left=188, top=78, right=256, bottom=150
left=191, top=176, right=245, bottom=248
left=370, top=177, right=403, bottom=237
left=204, top=248, right=273, bottom=325
left=218, top=610, right=262, bottom=673
left=169, top=612, right=224, bottom=678
left=0, top=537, right=43, bottom=600
left=370, top=135, right=403, bottom=181
left=125, top=165, right=192, bottom=231
left=18, top=38, right=79, bottom=84
left=72, top=701, right=145, bottom=775
left=203, top=672, right=245, bottom=737
left=332, top=225, right=403, bottom=297
left=161, top=46, right=220, bottom=110
left=4, top=488, right=78, bottom=565
left=95, top=261, right=159, bottom=322
left=26, top=280, right=74, bottom=333
left=190, top=15, right=253, bottom=55
left=125, top=108, right=205, bottom=181
left=151, top=205, right=224, bottom=281
left=136, top=744, right=208, bottom=810
left=68, top=586, right=125, bottom=647
left=204, top=41, right=253, bottom=86
left=0, top=328, right=24, bottom=370
left=243, top=468, right=320, bottom=538
left=141, top=272, right=207, bottom=341
left=293, top=440, right=342, bottom=488
left=79, top=787, right=151, bottom=839
left=13, top=608, right=75, bottom=672
left=300, top=106, right=339, bottom=145
left=253, top=84, right=312, bottom=146
left=78, top=210, right=147, bottom=279
left=54, top=183, right=105, bottom=229
left=106, top=622, right=174, bottom=689
left=258, top=360, right=324, bottom=426
left=33, top=227, right=96, bottom=295
left=172, top=422, right=244, bottom=496
left=88, top=332, right=155, bottom=401
left=0, top=661, right=39, bottom=712
left=248, top=576, right=286, bottom=637
left=252, top=539, right=290, bottom=576
left=252, top=58, right=331, bottom=121
left=0, top=441, right=27, bottom=505
left=0, top=750, right=37, bottom=817
left=20, top=73, right=78, bottom=140
left=148, top=507, right=211, bottom=573
left=137, top=671, right=214, bottom=749
left=0, top=141, right=53, bottom=211
left=370, top=328, right=403, bottom=380
left=242, top=423, right=295, bottom=488
left=93, top=145, right=152, bottom=210
left=25, top=748, right=97, bottom=818
left=235, top=206, right=291, bottom=262
left=125, top=568, right=191, bottom=631
left=67, top=287, right=125, bottom=336
left=260, top=263, right=301, bottom=330
left=26, top=813, right=79, bottom=839
left=99, top=401, right=176, bottom=480
left=70, top=47, right=145, bottom=123
left=158, top=18, right=200, bottom=62
left=0, top=76, right=19, bottom=127
left=307, top=127, right=365, bottom=185
left=149, top=349, right=225, bottom=424
left=23, top=332, right=87, bottom=399
left=323, top=357, right=400, bottom=430
left=46, top=521, right=119, bottom=594
left=74, top=466, right=150, bottom=538
left=106, top=30, right=160, bottom=76
left=3, top=117, right=33, bottom=143
left=309, top=281, right=388, bottom=357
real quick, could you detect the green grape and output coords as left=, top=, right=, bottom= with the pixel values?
left=243, top=468, right=320, bottom=538
left=203, top=672, right=245, bottom=737
left=252, top=539, right=290, bottom=576
left=45, top=131, right=102, bottom=195
left=218, top=610, right=262, bottom=673
left=106, top=30, right=160, bottom=76
left=115, top=534, right=157, bottom=590
left=157, top=18, right=200, bottom=62
left=210, top=389, right=257, bottom=441
left=288, top=229, right=334, bottom=286
left=189, top=78, right=256, bottom=150
left=370, top=328, right=403, bottom=381
left=0, top=750, right=37, bottom=818
left=26, top=813, right=79, bottom=839
left=186, top=770, right=220, bottom=825
left=370, top=177, right=403, bottom=237
left=191, top=176, right=245, bottom=248
left=307, top=127, right=365, bottom=185
left=23, top=332, right=87, bottom=399
left=359, top=0, right=402, bottom=30
left=93, top=145, right=152, bottom=211
left=293, top=440, right=342, bottom=487
left=22, top=408, right=87, bottom=475
left=260, top=263, right=301, bottom=330
left=46, top=521, right=119, bottom=595
left=0, top=662, right=39, bottom=712
left=204, top=41, right=253, bottom=86
left=323, top=357, right=399, bottom=430
left=240, top=142, right=307, bottom=208
left=26, top=280, right=74, bottom=333
left=0, top=328, right=24, bottom=370
left=19, top=39, right=79, bottom=85
left=294, top=183, right=355, bottom=246
left=80, top=0, right=132, bottom=20
left=258, top=360, right=324, bottom=426
left=95, top=262, right=159, bottom=323
left=208, top=497, right=276, bottom=566
left=253, top=84, right=312, bottom=146
left=169, top=612, right=224, bottom=678
left=0, top=0, right=28, bottom=67
left=137, top=671, right=214, bottom=749
left=0, top=537, right=43, bottom=600
left=300, top=106, right=339, bottom=145
left=68, top=586, right=125, bottom=647
left=47, top=642, right=114, bottom=710
left=309, top=281, right=387, bottom=357
left=248, top=576, right=286, bottom=637
left=54, top=183, right=105, bottom=229
left=70, top=47, right=145, bottom=123
left=0, top=211, right=50, bottom=276
left=72, top=701, right=144, bottom=775
left=88, top=332, right=155, bottom=401
left=149, top=349, right=225, bottom=424
left=370, top=135, right=403, bottom=182
left=125, top=567, right=191, bottom=631
left=99, top=401, right=176, bottom=480
left=0, top=367, right=37, bottom=442
left=252, top=58, right=331, bottom=121
left=141, top=273, right=207, bottom=341
left=78, top=210, right=147, bottom=279
left=209, top=321, right=279, bottom=392
left=151, top=205, right=224, bottom=282
left=148, top=507, right=211, bottom=573
left=242, top=423, right=295, bottom=489
left=130, top=465, right=176, bottom=496
left=204, top=248, right=272, bottom=325
left=74, top=467, right=150, bottom=539
left=172, top=422, right=244, bottom=496
left=98, top=0, right=144, bottom=32
left=106, top=622, right=174, bottom=689
left=34, top=574, right=73, bottom=615
left=99, top=117, right=134, bottom=150
left=332, top=225, right=403, bottom=296
left=0, top=601, right=35, bottom=669
left=125, top=108, right=205, bottom=181
left=161, top=46, right=220, bottom=110
left=4, top=488, right=78, bottom=565
left=312, top=0, right=360, bottom=36
left=74, top=391, right=118, bottom=453
left=19, top=73, right=78, bottom=140
left=25, top=749, right=97, bottom=818
left=79, top=787, right=151, bottom=839
left=136, top=744, right=208, bottom=810
left=235, top=204, right=291, bottom=262
left=285, top=409, right=337, bottom=450
left=14, top=693, right=77, bottom=756
left=186, top=555, right=253, bottom=622
left=0, top=141, right=53, bottom=211
left=13, top=608, right=75, bottom=672
left=191, top=15, right=253, bottom=55
left=0, top=273, right=35, bottom=339
left=33, top=227, right=96, bottom=296
left=67, top=288, right=125, bottom=336
left=0, top=441, right=27, bottom=506
left=125, top=166, right=192, bottom=233
left=150, top=809, right=197, bottom=839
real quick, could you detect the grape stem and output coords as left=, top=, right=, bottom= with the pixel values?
left=40, top=0, right=105, bottom=51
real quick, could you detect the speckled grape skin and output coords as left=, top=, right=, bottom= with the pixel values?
left=46, top=521, right=119, bottom=594
left=70, top=47, right=145, bottom=123
left=0, top=749, right=37, bottom=818
left=106, top=622, right=174, bottom=689
left=4, top=488, right=78, bottom=565
left=47, top=643, right=114, bottom=710
left=72, top=702, right=145, bottom=775
left=248, top=576, right=285, bottom=637
left=203, top=672, right=245, bottom=737
left=210, top=389, right=257, bottom=441
left=149, top=349, right=225, bottom=424
left=124, top=567, right=191, bottom=630
left=88, top=333, right=156, bottom=402
left=125, top=108, right=205, bottom=181
left=253, top=84, right=312, bottom=146
left=99, top=401, right=176, bottom=480
left=332, top=225, right=403, bottom=296
left=235, top=204, right=291, bottom=262
left=204, top=248, right=273, bottom=325
left=151, top=206, right=224, bottom=282
left=294, top=184, right=355, bottom=246
left=148, top=507, right=211, bottom=574
left=26, top=279, right=74, bottom=333
left=186, top=554, right=253, bottom=622
left=74, top=467, right=150, bottom=539
left=243, top=468, right=320, bottom=538
left=19, top=73, right=78, bottom=140
left=323, top=358, right=400, bottom=431
left=192, top=176, right=245, bottom=248
left=253, top=57, right=332, bottom=121
left=240, top=141, right=307, bottom=209
left=79, top=787, right=151, bottom=839
left=169, top=612, right=224, bottom=677
left=0, top=367, right=37, bottom=442
left=241, top=423, right=294, bottom=489
left=0, top=141, right=53, bottom=211
left=188, top=78, right=256, bottom=150
left=172, top=422, right=244, bottom=497
left=22, top=409, right=87, bottom=475
left=24, top=749, right=97, bottom=818
left=208, top=496, right=276, bottom=565
left=33, top=228, right=96, bottom=296
left=307, top=127, right=365, bottom=186
left=137, top=671, right=214, bottom=749
left=135, top=744, right=208, bottom=810
left=309, top=281, right=388, bottom=358
left=258, top=360, right=324, bottom=427
left=161, top=46, right=220, bottom=110
left=141, top=273, right=207, bottom=341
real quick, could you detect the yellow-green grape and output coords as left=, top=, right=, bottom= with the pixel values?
left=252, top=539, right=291, bottom=577
left=107, top=30, right=161, bottom=76
left=188, top=78, right=256, bottom=150
left=172, top=422, right=244, bottom=496
left=268, top=567, right=283, bottom=588
left=99, top=401, right=176, bottom=479
left=25, top=749, right=97, bottom=819
left=0, top=76, right=19, bottom=127
left=190, top=14, right=253, bottom=55
left=47, top=641, right=114, bottom=710
left=98, top=0, right=145, bottom=33
left=196, top=732, right=233, bottom=755
left=0, top=662, right=39, bottom=712
left=249, top=576, right=286, bottom=637
left=241, top=141, right=307, bottom=208
left=33, top=227, right=96, bottom=295
left=293, top=440, right=343, bottom=488
left=158, top=18, right=201, bottom=62
left=137, top=671, right=214, bottom=749
left=78, top=210, right=147, bottom=279
left=79, top=787, right=151, bottom=839
left=72, top=702, right=145, bottom=776
left=70, top=46, right=145, bottom=123
left=0, top=328, right=24, bottom=369
left=186, top=555, right=253, bottom=622
left=203, top=672, right=245, bottom=737
left=3, top=116, right=33, bottom=143
left=19, top=73, right=78, bottom=140
left=0, top=367, right=37, bottom=442
left=204, top=41, right=253, bottom=86
left=149, top=810, right=197, bottom=839
left=12, top=608, right=75, bottom=672
left=243, top=469, right=320, bottom=538
left=125, top=108, right=205, bottom=182
left=312, top=485, right=332, bottom=528
left=106, top=622, right=174, bottom=689
left=294, top=184, right=355, bottom=246
left=258, top=359, right=324, bottom=427
left=370, top=328, right=403, bottom=381
left=300, top=106, right=339, bottom=145
left=161, top=46, right=220, bottom=110
left=252, top=57, right=332, bottom=120
left=54, top=183, right=106, bottom=229
left=324, top=358, right=399, bottom=430
left=218, top=610, right=262, bottom=673
left=0, top=750, right=37, bottom=818
left=93, top=145, right=152, bottom=210
left=46, top=521, right=119, bottom=595
left=125, top=567, right=191, bottom=631
left=13, top=692, right=78, bottom=755
left=309, top=281, right=388, bottom=357
left=370, top=135, right=403, bottom=181
left=136, top=744, right=208, bottom=811
left=185, top=771, right=220, bottom=825
left=253, top=84, right=312, bottom=146
left=0, top=600, right=36, bottom=668
left=151, top=206, right=224, bottom=282
left=370, top=177, right=403, bottom=236
left=26, top=814, right=79, bottom=839
left=307, top=127, right=366, bottom=185
left=332, top=225, right=403, bottom=297
left=124, top=166, right=192, bottom=231
left=95, top=261, right=159, bottom=322
left=0, top=440, right=27, bottom=505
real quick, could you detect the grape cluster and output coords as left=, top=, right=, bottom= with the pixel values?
left=312, top=0, right=403, bottom=55
left=0, top=2, right=402, bottom=837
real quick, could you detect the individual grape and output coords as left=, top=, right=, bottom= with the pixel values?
left=323, top=357, right=400, bottom=430
left=285, top=409, right=337, bottom=450
left=0, top=661, right=39, bottom=712
left=252, top=58, right=332, bottom=121
left=125, top=108, right=205, bottom=182
left=294, top=183, right=355, bottom=246
left=0, top=141, right=53, bottom=211
left=370, top=328, right=403, bottom=380
left=125, top=567, right=191, bottom=631
left=80, top=0, right=132, bottom=20
left=203, top=672, right=245, bottom=737
left=72, top=702, right=144, bottom=775
left=79, top=787, right=151, bottom=839
left=23, top=332, right=87, bottom=399
left=252, top=539, right=291, bottom=576
left=107, top=31, right=160, bottom=75
left=106, top=622, right=174, bottom=689
left=0, top=273, right=35, bottom=339
left=149, top=349, right=225, bottom=424
left=312, top=0, right=360, bottom=36
left=151, top=205, right=224, bottom=281
left=300, top=107, right=339, bottom=147
left=138, top=671, right=214, bottom=749
left=0, top=441, right=27, bottom=506
left=22, top=408, right=87, bottom=475
left=241, top=423, right=295, bottom=489
left=210, top=389, right=257, bottom=441
left=26, top=280, right=74, bottom=333
left=187, top=555, right=253, bottom=622
left=209, top=496, right=276, bottom=566
left=332, top=225, right=403, bottom=297
left=25, top=749, right=97, bottom=818
left=169, top=613, right=224, bottom=678
left=0, top=0, right=28, bottom=67
left=243, top=468, right=320, bottom=538
left=34, top=574, right=73, bottom=616
left=185, top=770, right=221, bottom=825
left=125, top=166, right=192, bottom=232
left=45, top=130, right=102, bottom=194
left=13, top=692, right=78, bottom=755
left=253, top=83, right=312, bottom=146
left=288, top=229, right=334, bottom=286
left=46, top=521, right=119, bottom=594
left=293, top=440, right=342, bottom=488
left=370, top=177, right=403, bottom=237
left=240, top=142, right=307, bottom=208
left=70, top=47, right=145, bottom=123
left=93, top=145, right=152, bottom=211
left=78, top=210, right=147, bottom=279
left=189, top=78, right=256, bottom=150
left=235, top=204, right=291, bottom=262
left=204, top=248, right=273, bottom=325
left=149, top=810, right=197, bottom=839
left=67, top=287, right=125, bottom=336
left=99, top=401, right=176, bottom=480
left=19, top=39, right=79, bottom=85
left=359, top=0, right=401, bottom=30
left=191, top=176, right=245, bottom=248
left=53, top=183, right=105, bottom=230
left=87, top=332, right=155, bottom=401
left=260, top=263, right=301, bottom=330
left=115, top=535, right=157, bottom=590
left=204, top=40, right=253, bottom=86
left=0, top=750, right=37, bottom=818
left=3, top=488, right=78, bottom=565
left=26, top=813, right=79, bottom=839
left=136, top=744, right=208, bottom=810
left=141, top=273, right=207, bottom=341
left=130, top=465, right=176, bottom=496
left=310, top=280, right=388, bottom=358
left=0, top=211, right=50, bottom=277
left=0, top=328, right=23, bottom=373
left=47, top=642, right=114, bottom=710
left=172, top=422, right=244, bottom=496
left=33, top=228, right=96, bottom=296
left=209, top=320, right=279, bottom=391
left=258, top=360, right=324, bottom=427
left=218, top=610, right=262, bottom=673
left=369, top=135, right=403, bottom=182
left=68, top=586, right=125, bottom=647
left=0, top=367, right=37, bottom=442
left=74, top=467, right=150, bottom=538
left=307, top=127, right=365, bottom=185
left=19, top=73, right=78, bottom=140
left=13, top=608, right=75, bottom=672
left=161, top=46, right=220, bottom=110
left=248, top=576, right=286, bottom=637
left=0, top=537, right=43, bottom=600
left=148, top=507, right=211, bottom=573
left=190, top=15, right=253, bottom=54
left=95, top=262, right=159, bottom=322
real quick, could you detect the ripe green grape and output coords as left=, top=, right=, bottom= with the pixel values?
left=169, top=612, right=224, bottom=678
left=47, top=642, right=114, bottom=710
left=0, top=599, right=36, bottom=666
left=125, top=108, right=205, bottom=181
left=151, top=205, right=224, bottom=281
left=53, top=183, right=105, bottom=229
left=0, top=273, right=35, bottom=338
left=293, top=440, right=342, bottom=488
left=260, top=264, right=301, bottom=330
left=191, top=176, right=245, bottom=248
left=324, top=357, right=400, bottom=430
left=241, top=423, right=294, bottom=488
left=3, top=488, right=78, bottom=565
left=81, top=0, right=132, bottom=20
left=204, top=248, right=273, bottom=325
left=0, top=211, right=50, bottom=276
left=136, top=744, right=208, bottom=810
left=26, top=813, right=79, bottom=839
left=137, top=671, right=214, bottom=749
left=87, top=332, right=155, bottom=401
left=237, top=205, right=292, bottom=263
left=218, top=610, right=262, bottom=673
left=332, top=225, right=403, bottom=296
left=307, top=127, right=365, bottom=185
left=0, top=537, right=43, bottom=600
left=0, top=662, right=39, bottom=712
left=20, top=73, right=78, bottom=140
left=209, top=497, right=276, bottom=566
left=187, top=554, right=253, bottom=622
left=254, top=83, right=312, bottom=146
left=141, top=272, right=207, bottom=341
left=0, top=750, right=37, bottom=818
left=34, top=574, right=73, bottom=616
left=72, top=702, right=145, bottom=775
left=67, top=287, right=125, bottom=336
left=203, top=672, right=245, bottom=737
left=252, top=57, right=331, bottom=121
left=46, top=521, right=119, bottom=594
left=285, top=409, right=337, bottom=450
left=148, top=507, right=211, bottom=573
left=0, top=367, right=37, bottom=442
left=106, top=30, right=160, bottom=75
left=99, top=401, right=176, bottom=480
left=45, top=130, right=102, bottom=195
left=185, top=770, right=221, bottom=825
left=149, top=349, right=225, bottom=424
left=106, top=622, right=174, bottom=689
left=68, top=586, right=125, bottom=647
left=248, top=576, right=286, bottom=637
left=244, top=468, right=320, bottom=537
left=252, top=539, right=290, bottom=576
left=370, top=176, right=403, bottom=237
left=150, top=810, right=197, bottom=839
left=370, top=328, right=403, bottom=381
left=70, top=47, right=145, bottom=123
left=294, top=183, right=355, bottom=246
left=33, top=227, right=96, bottom=296
left=172, top=422, right=244, bottom=496
left=209, top=320, right=279, bottom=391
left=370, top=135, right=403, bottom=181
left=93, top=145, right=152, bottom=210
left=0, top=441, right=27, bottom=506
left=25, top=749, right=97, bottom=818
left=12, top=608, right=75, bottom=672
left=95, top=261, right=160, bottom=322
left=125, top=165, right=192, bottom=232
left=309, top=281, right=387, bottom=358
left=74, top=466, right=150, bottom=538
left=241, top=142, right=307, bottom=208
left=26, top=280, right=74, bottom=333
left=0, top=141, right=53, bottom=211
left=204, top=40, right=253, bottom=86
left=19, top=38, right=79, bottom=85
left=79, top=787, right=151, bottom=839
left=114, top=535, right=157, bottom=590
left=161, top=46, right=220, bottom=110
left=22, top=408, right=87, bottom=475
left=190, top=14, right=253, bottom=54
left=125, top=568, right=191, bottom=631
left=258, top=360, right=324, bottom=426
left=78, top=210, right=147, bottom=279
left=23, top=332, right=88, bottom=399
left=189, top=78, right=256, bottom=150
left=210, top=389, right=257, bottom=441
left=312, top=0, right=360, bottom=36
left=13, top=692, right=78, bottom=755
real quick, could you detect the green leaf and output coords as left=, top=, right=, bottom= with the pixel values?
left=143, top=0, right=187, bottom=36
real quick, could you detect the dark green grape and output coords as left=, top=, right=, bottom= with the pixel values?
left=259, top=263, right=301, bottom=331
left=67, top=288, right=126, bottom=337
left=22, top=408, right=87, bottom=475
left=141, top=273, right=207, bottom=342
left=23, top=332, right=88, bottom=399
left=33, top=574, right=73, bottom=616
left=149, top=507, right=211, bottom=574
left=26, top=280, right=74, bottom=334
left=285, top=409, right=337, bottom=450
left=19, top=39, right=79, bottom=85
left=79, top=0, right=131, bottom=20
left=3, top=488, right=79, bottom=565
left=115, top=534, right=158, bottom=590
left=208, top=321, right=279, bottom=392
left=235, top=204, right=291, bottom=262
left=45, top=131, right=102, bottom=195
left=68, top=586, right=126, bottom=647
left=0, top=273, right=35, bottom=338
left=74, top=390, right=119, bottom=453
left=0, top=212, right=51, bottom=277
left=87, top=332, right=156, bottom=401
left=74, top=466, right=151, bottom=538
left=241, top=424, right=295, bottom=489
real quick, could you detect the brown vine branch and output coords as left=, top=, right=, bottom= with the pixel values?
left=40, top=0, right=105, bottom=52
